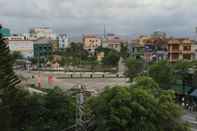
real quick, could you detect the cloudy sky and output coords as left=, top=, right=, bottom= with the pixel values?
left=0, top=0, right=197, bottom=38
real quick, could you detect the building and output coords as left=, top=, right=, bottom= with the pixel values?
left=130, top=35, right=168, bottom=62
left=130, top=40, right=144, bottom=59
left=138, top=36, right=151, bottom=46
left=102, top=34, right=125, bottom=52
left=108, top=36, right=123, bottom=52
left=168, top=38, right=192, bottom=63
left=33, top=38, right=53, bottom=61
left=58, top=34, right=69, bottom=49
left=30, top=27, right=55, bottom=39
left=83, top=34, right=101, bottom=53
left=96, top=52, right=105, bottom=61
left=51, top=39, right=59, bottom=52
left=8, top=35, right=34, bottom=58
left=191, top=41, right=197, bottom=60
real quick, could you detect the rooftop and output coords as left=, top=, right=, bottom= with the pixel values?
left=34, top=37, right=52, bottom=44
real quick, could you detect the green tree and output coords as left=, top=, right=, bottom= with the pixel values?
left=87, top=76, right=190, bottom=131
left=125, top=57, right=144, bottom=81
left=148, top=60, right=175, bottom=89
left=0, top=36, right=21, bottom=130
left=65, top=42, right=89, bottom=60
left=120, top=44, right=129, bottom=59
left=102, top=50, right=120, bottom=66
left=8, top=88, right=76, bottom=131
left=11, top=51, right=23, bottom=60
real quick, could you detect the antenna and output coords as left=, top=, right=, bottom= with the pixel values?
left=195, top=27, right=197, bottom=41
left=104, top=24, right=106, bottom=39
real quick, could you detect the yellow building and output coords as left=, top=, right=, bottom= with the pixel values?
left=168, top=38, right=192, bottom=63
left=51, top=40, right=59, bottom=52
left=83, top=34, right=101, bottom=53
left=96, top=52, right=105, bottom=61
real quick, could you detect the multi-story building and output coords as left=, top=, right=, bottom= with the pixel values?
left=130, top=40, right=145, bottom=59
left=168, top=38, right=192, bottom=63
left=108, top=36, right=123, bottom=52
left=30, top=27, right=55, bottom=39
left=83, top=34, right=101, bottom=53
left=130, top=36, right=168, bottom=62
left=58, top=34, right=69, bottom=49
left=8, top=35, right=34, bottom=58
left=191, top=41, right=197, bottom=60
left=102, top=34, right=125, bottom=52
left=33, top=38, right=53, bottom=61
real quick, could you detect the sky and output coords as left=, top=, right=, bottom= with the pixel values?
left=0, top=0, right=197, bottom=38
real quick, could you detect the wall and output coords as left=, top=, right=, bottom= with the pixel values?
left=9, top=40, right=34, bottom=58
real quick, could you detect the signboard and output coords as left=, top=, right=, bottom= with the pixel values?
left=144, top=44, right=155, bottom=52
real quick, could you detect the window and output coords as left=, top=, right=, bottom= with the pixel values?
left=183, top=46, right=191, bottom=51
left=172, top=45, right=179, bottom=50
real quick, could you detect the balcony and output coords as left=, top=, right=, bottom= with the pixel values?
left=169, top=59, right=179, bottom=63
left=182, top=50, right=192, bottom=54
left=168, top=49, right=180, bottom=53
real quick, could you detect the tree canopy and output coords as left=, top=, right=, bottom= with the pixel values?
left=102, top=50, right=120, bottom=66
left=0, top=37, right=21, bottom=130
left=125, top=57, right=144, bottom=81
left=87, top=76, right=190, bottom=131
left=148, top=60, right=175, bottom=89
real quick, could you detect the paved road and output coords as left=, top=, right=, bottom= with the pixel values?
left=16, top=70, right=130, bottom=93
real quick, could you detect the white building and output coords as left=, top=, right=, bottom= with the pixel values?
left=8, top=36, right=34, bottom=58
left=30, top=27, right=56, bottom=39
left=58, top=34, right=69, bottom=49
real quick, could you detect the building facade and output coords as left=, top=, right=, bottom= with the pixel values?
left=58, top=34, right=69, bottom=49
left=83, top=34, right=101, bottom=53
left=30, top=27, right=55, bottom=39
left=102, top=34, right=125, bottom=52
left=8, top=36, right=34, bottom=58
left=168, top=38, right=192, bottom=63
left=191, top=41, right=197, bottom=60
left=107, top=36, right=123, bottom=52
left=33, top=38, right=53, bottom=61
left=130, top=36, right=168, bottom=61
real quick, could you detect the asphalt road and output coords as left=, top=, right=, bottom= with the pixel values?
left=16, top=70, right=130, bottom=93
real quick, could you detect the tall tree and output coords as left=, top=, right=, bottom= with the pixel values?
left=0, top=31, right=21, bottom=130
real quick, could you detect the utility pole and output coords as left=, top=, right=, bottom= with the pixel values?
left=75, top=84, right=84, bottom=131
left=195, top=27, right=197, bottom=41
left=64, top=84, right=89, bottom=131
left=104, top=24, right=106, bottom=39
